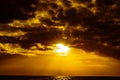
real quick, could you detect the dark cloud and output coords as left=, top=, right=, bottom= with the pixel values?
left=0, top=0, right=38, bottom=23
left=0, top=25, right=64, bottom=49
left=96, top=0, right=115, bottom=6
left=62, top=0, right=72, bottom=7
left=20, top=28, right=64, bottom=49
left=70, top=39, right=120, bottom=59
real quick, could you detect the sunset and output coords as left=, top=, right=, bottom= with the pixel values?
left=0, top=0, right=120, bottom=79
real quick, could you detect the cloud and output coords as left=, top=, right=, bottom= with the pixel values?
left=0, top=0, right=38, bottom=23
left=0, top=0, right=120, bottom=60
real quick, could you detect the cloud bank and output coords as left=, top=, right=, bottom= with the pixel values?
left=0, top=0, right=120, bottom=59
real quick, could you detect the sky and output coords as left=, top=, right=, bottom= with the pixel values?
left=0, top=0, right=120, bottom=76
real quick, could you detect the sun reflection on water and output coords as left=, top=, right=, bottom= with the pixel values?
left=53, top=76, right=71, bottom=80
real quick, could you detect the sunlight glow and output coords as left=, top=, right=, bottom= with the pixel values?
left=54, top=44, right=70, bottom=56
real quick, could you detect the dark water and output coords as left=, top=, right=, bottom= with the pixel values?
left=0, top=76, right=119, bottom=80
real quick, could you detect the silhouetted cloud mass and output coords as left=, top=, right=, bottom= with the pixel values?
left=0, top=0, right=37, bottom=23
left=0, top=0, right=120, bottom=59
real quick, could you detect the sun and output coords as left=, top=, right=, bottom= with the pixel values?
left=54, top=43, right=70, bottom=56
left=55, top=44, right=70, bottom=53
